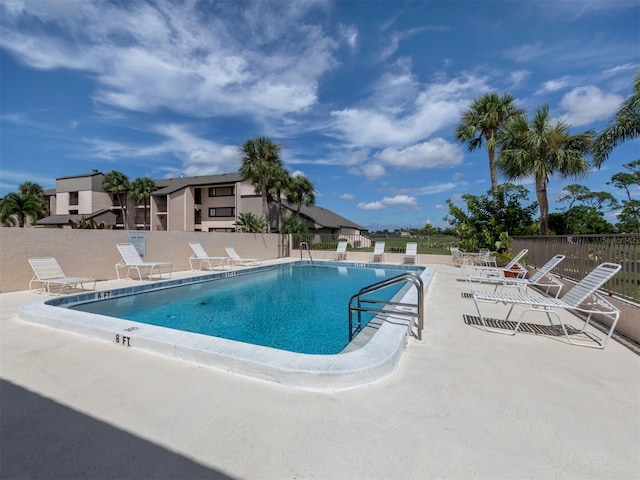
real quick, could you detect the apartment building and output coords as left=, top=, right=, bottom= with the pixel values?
left=36, top=170, right=366, bottom=238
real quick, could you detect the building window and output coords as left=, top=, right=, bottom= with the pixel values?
left=69, top=210, right=78, bottom=215
left=194, top=188, right=202, bottom=204
left=194, top=209, right=202, bottom=224
left=208, top=207, right=235, bottom=217
left=208, top=186, right=235, bottom=197
left=69, top=191, right=79, bottom=206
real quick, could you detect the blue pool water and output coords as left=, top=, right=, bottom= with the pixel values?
left=69, top=264, right=418, bottom=354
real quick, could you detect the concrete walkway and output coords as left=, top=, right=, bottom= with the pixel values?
left=1, top=262, right=638, bottom=479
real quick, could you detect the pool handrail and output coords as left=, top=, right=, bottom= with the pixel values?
left=349, top=271, right=424, bottom=342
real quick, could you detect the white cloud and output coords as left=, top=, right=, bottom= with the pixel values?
left=536, top=77, right=570, bottom=94
left=374, top=139, right=464, bottom=169
left=357, top=201, right=385, bottom=210
left=361, top=163, right=387, bottom=181
left=330, top=74, right=489, bottom=148
left=0, top=0, right=336, bottom=118
left=357, top=195, right=417, bottom=210
left=340, top=24, right=358, bottom=51
left=559, top=85, right=623, bottom=125
left=380, top=195, right=417, bottom=206
left=339, top=193, right=355, bottom=201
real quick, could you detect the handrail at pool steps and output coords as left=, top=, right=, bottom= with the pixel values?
left=299, top=242, right=313, bottom=263
left=348, top=271, right=424, bottom=342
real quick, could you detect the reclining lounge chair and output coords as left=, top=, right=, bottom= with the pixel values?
left=225, top=246, right=262, bottom=267
left=28, top=257, right=96, bottom=295
left=402, top=242, right=418, bottom=264
left=369, top=241, right=385, bottom=262
left=115, top=243, right=172, bottom=280
left=467, top=254, right=565, bottom=297
left=189, top=242, right=228, bottom=270
left=470, top=262, right=622, bottom=349
left=333, top=240, right=348, bottom=261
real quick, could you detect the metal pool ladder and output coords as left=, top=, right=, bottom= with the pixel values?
left=348, top=271, right=424, bottom=342
left=299, top=242, right=313, bottom=263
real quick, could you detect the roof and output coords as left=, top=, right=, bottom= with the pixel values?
left=35, top=209, right=116, bottom=226
left=55, top=170, right=104, bottom=181
left=151, top=173, right=245, bottom=196
left=286, top=201, right=366, bottom=231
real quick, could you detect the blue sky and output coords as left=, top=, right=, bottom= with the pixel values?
left=1, top=0, right=638, bottom=231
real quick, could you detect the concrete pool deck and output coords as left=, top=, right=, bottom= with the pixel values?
left=1, top=260, right=639, bottom=479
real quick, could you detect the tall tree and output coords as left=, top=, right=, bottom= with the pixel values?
left=130, top=177, right=157, bottom=230
left=593, top=72, right=640, bottom=167
left=455, top=92, right=524, bottom=209
left=102, top=170, right=131, bottom=230
left=19, top=181, right=44, bottom=197
left=239, top=137, right=283, bottom=233
left=19, top=181, right=48, bottom=216
left=286, top=174, right=316, bottom=216
left=0, top=192, right=46, bottom=227
left=268, top=165, right=291, bottom=233
left=497, top=104, right=594, bottom=235
left=608, top=159, right=640, bottom=233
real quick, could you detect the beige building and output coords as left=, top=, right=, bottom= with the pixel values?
left=37, top=170, right=366, bottom=238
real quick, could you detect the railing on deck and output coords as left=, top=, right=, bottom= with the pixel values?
left=513, top=234, right=639, bottom=303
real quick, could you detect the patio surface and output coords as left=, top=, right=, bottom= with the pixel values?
left=1, top=260, right=638, bottom=479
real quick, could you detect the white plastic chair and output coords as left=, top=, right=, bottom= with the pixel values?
left=369, top=241, right=385, bottom=262
left=471, top=262, right=621, bottom=349
left=115, top=243, right=172, bottom=280
left=333, top=240, right=348, bottom=261
left=467, top=254, right=565, bottom=297
left=462, top=249, right=529, bottom=279
left=225, top=246, right=261, bottom=266
left=28, top=258, right=96, bottom=295
left=189, top=242, right=228, bottom=270
left=402, top=242, right=418, bottom=264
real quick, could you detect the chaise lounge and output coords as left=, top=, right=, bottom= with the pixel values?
left=28, top=257, right=96, bottom=295
left=115, top=243, right=172, bottom=280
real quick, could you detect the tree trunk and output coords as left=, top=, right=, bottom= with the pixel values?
left=536, top=177, right=550, bottom=235
left=488, top=145, right=498, bottom=211
left=261, top=180, right=270, bottom=233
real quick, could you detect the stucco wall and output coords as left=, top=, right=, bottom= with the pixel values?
left=0, top=228, right=281, bottom=293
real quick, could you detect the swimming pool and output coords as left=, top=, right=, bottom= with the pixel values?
left=68, top=264, right=411, bottom=355
left=18, top=260, right=434, bottom=391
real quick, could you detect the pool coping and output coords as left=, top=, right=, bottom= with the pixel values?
left=17, top=261, right=434, bottom=392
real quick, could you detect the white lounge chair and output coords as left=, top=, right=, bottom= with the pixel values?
left=225, top=246, right=261, bottom=266
left=115, top=243, right=172, bottom=280
left=333, top=240, right=348, bottom=261
left=369, top=241, right=385, bottom=262
left=470, top=262, right=621, bottom=349
left=189, top=242, right=228, bottom=270
left=467, top=254, right=565, bottom=297
left=467, top=248, right=497, bottom=267
left=402, top=242, right=418, bottom=264
left=462, top=248, right=529, bottom=279
left=28, top=258, right=96, bottom=295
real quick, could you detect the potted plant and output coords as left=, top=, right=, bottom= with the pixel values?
left=494, top=232, right=521, bottom=277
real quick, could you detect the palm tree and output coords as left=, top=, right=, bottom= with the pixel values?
left=268, top=165, right=291, bottom=233
left=234, top=212, right=267, bottom=233
left=593, top=72, right=640, bottom=167
left=19, top=181, right=44, bottom=197
left=286, top=174, right=316, bottom=216
left=239, top=137, right=283, bottom=233
left=497, top=104, right=595, bottom=235
left=455, top=92, right=524, bottom=209
left=18, top=181, right=48, bottom=216
left=130, top=177, right=157, bottom=230
left=102, top=170, right=131, bottom=230
left=0, top=192, right=46, bottom=227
